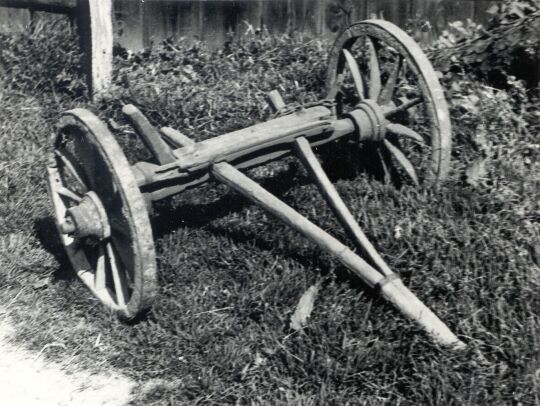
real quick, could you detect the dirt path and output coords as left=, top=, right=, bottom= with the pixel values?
left=0, top=318, right=134, bottom=406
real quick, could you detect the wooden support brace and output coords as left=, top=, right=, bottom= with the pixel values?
left=211, top=161, right=464, bottom=349
left=294, top=136, right=393, bottom=276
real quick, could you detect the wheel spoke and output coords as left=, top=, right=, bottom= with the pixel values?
left=327, top=72, right=344, bottom=100
left=109, top=215, right=135, bottom=280
left=386, top=123, right=425, bottom=145
left=106, top=242, right=128, bottom=307
left=377, top=147, right=391, bottom=184
left=55, top=149, right=88, bottom=192
left=367, top=37, right=382, bottom=100
left=342, top=49, right=365, bottom=101
left=383, top=139, right=419, bottom=185
left=378, top=55, right=402, bottom=105
left=95, top=246, right=107, bottom=291
left=384, top=97, right=423, bottom=118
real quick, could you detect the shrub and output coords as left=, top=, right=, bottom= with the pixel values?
left=102, top=32, right=329, bottom=141
left=0, top=17, right=86, bottom=96
left=429, top=0, right=540, bottom=89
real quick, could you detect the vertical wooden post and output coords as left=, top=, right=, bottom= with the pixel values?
left=77, top=0, right=112, bottom=99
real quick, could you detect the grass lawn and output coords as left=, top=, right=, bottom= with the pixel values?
left=0, top=21, right=539, bottom=405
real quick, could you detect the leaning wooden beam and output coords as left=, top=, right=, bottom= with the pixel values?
left=214, top=162, right=383, bottom=287
left=122, top=105, right=177, bottom=164
left=0, top=0, right=75, bottom=14
left=211, top=162, right=465, bottom=349
left=294, top=136, right=394, bottom=277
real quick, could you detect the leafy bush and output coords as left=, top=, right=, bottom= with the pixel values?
left=429, top=0, right=540, bottom=89
left=102, top=32, right=329, bottom=141
left=0, top=17, right=86, bottom=96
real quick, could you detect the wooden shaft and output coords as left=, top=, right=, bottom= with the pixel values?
left=0, top=0, right=75, bottom=13
left=294, top=136, right=393, bottom=276
left=381, top=278, right=466, bottom=349
left=122, top=104, right=177, bottom=164
left=212, top=162, right=464, bottom=348
left=212, top=162, right=385, bottom=287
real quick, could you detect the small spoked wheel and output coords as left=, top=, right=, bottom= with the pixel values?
left=47, top=108, right=157, bottom=320
left=327, top=20, right=452, bottom=184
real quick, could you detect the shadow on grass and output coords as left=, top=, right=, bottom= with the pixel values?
left=151, top=160, right=305, bottom=237
left=32, top=216, right=76, bottom=282
left=151, top=149, right=391, bottom=296
left=206, top=221, right=381, bottom=298
left=151, top=143, right=390, bottom=238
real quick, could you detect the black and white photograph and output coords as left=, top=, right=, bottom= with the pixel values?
left=0, top=0, right=538, bottom=404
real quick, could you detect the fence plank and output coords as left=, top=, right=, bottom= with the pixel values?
left=114, top=0, right=144, bottom=50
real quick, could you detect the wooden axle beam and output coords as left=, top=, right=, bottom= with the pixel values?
left=169, top=106, right=337, bottom=172
left=130, top=107, right=355, bottom=201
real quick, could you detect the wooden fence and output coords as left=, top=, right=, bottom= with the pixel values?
left=2, top=0, right=497, bottom=51
left=115, top=0, right=496, bottom=50
left=0, top=0, right=497, bottom=95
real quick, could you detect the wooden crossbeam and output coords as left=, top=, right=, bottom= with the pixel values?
left=0, top=0, right=76, bottom=13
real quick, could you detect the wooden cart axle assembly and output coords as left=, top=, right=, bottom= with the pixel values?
left=47, top=20, right=464, bottom=349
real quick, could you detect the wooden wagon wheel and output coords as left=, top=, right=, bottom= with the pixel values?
left=326, top=20, right=452, bottom=184
left=47, top=108, right=157, bottom=320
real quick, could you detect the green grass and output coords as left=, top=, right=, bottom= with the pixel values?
left=1, top=22, right=539, bottom=405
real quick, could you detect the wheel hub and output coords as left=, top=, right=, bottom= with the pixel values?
left=345, top=99, right=388, bottom=142
left=61, top=191, right=111, bottom=240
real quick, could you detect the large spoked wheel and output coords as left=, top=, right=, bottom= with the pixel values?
left=47, top=108, right=157, bottom=320
left=327, top=20, right=452, bottom=184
